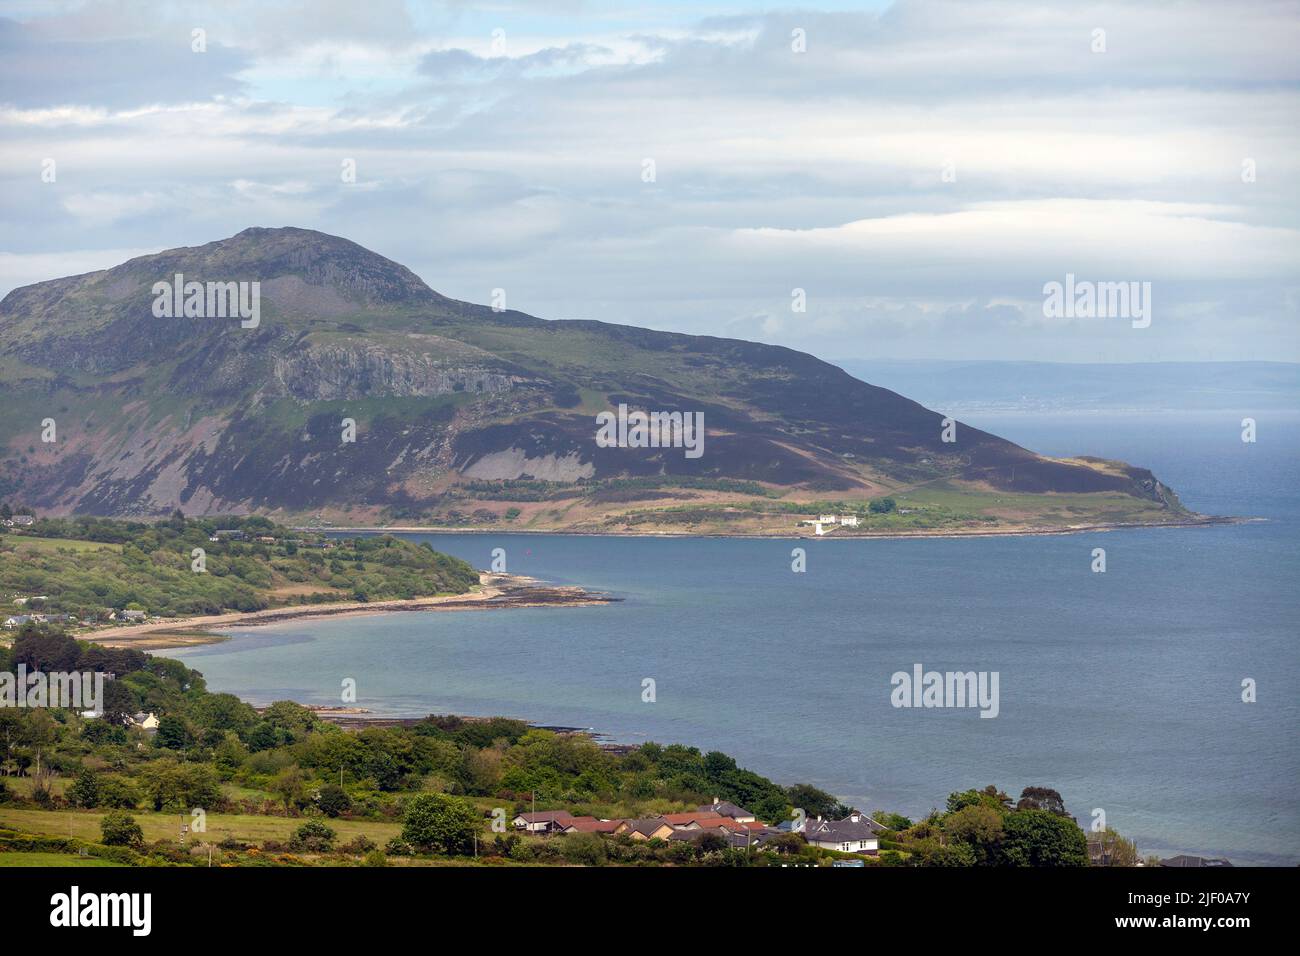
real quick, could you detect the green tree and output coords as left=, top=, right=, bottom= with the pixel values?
left=1090, top=828, right=1140, bottom=867
left=998, top=809, right=1088, bottom=866
left=291, top=820, right=336, bottom=852
left=786, top=783, right=848, bottom=820
left=943, top=804, right=1004, bottom=864
left=100, top=810, right=143, bottom=848
left=154, top=714, right=190, bottom=750
left=317, top=783, right=352, bottom=818
left=68, top=768, right=101, bottom=809
left=561, top=831, right=607, bottom=866
left=401, top=793, right=481, bottom=855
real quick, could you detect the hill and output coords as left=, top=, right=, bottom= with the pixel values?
left=0, top=227, right=1199, bottom=535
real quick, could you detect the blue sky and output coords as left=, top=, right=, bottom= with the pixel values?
left=0, top=0, right=1296, bottom=362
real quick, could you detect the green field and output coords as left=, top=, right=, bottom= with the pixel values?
left=0, top=851, right=124, bottom=867
left=0, top=807, right=404, bottom=847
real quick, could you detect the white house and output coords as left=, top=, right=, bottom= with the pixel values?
left=797, top=814, right=881, bottom=855
left=512, top=810, right=574, bottom=833
left=131, top=712, right=160, bottom=731
left=818, top=514, right=838, bottom=524
left=840, top=515, right=859, bottom=527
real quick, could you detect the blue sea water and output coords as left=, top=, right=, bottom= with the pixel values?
left=169, top=413, right=1300, bottom=865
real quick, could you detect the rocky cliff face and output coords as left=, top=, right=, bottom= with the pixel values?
left=0, top=227, right=1188, bottom=518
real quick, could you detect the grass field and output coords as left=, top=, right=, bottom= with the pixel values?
left=0, top=807, right=404, bottom=846
left=2, top=535, right=122, bottom=554
left=0, top=851, right=123, bottom=867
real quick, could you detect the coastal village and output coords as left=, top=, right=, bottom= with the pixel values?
left=513, top=800, right=883, bottom=856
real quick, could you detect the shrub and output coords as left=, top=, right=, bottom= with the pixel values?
left=560, top=831, right=607, bottom=866
left=100, top=810, right=144, bottom=848
left=362, top=849, right=388, bottom=867
left=97, top=776, right=140, bottom=810
left=290, top=820, right=336, bottom=852
left=340, top=834, right=375, bottom=854
left=68, top=768, right=100, bottom=809
left=400, top=793, right=480, bottom=855
left=317, top=783, right=351, bottom=818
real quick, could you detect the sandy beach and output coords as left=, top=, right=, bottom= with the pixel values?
left=76, top=573, right=616, bottom=650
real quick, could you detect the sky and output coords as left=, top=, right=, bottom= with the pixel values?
left=0, top=0, right=1297, bottom=363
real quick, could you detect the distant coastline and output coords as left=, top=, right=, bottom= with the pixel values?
left=75, top=573, right=617, bottom=650
left=304, top=513, right=1243, bottom=541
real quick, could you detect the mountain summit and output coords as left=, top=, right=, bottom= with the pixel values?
left=0, top=227, right=1192, bottom=533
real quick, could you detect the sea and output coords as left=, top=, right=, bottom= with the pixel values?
left=167, top=412, right=1300, bottom=865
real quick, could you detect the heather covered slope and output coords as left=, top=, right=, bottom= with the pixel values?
left=0, top=227, right=1191, bottom=532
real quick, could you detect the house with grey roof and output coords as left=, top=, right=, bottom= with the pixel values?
left=698, top=796, right=756, bottom=823
left=795, top=813, right=881, bottom=854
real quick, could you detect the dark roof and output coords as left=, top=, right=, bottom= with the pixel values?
left=802, top=816, right=881, bottom=844
left=699, top=799, right=753, bottom=818
left=624, top=818, right=671, bottom=836
left=514, top=810, right=574, bottom=824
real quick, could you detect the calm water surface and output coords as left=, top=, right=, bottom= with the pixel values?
left=169, top=414, right=1300, bottom=865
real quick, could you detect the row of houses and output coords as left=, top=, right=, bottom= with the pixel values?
left=512, top=799, right=883, bottom=855
left=0, top=515, right=35, bottom=527
left=3, top=612, right=78, bottom=629
left=3, top=608, right=145, bottom=629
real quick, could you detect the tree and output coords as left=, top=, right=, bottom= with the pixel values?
left=100, top=810, right=144, bottom=848
left=11, top=625, right=82, bottom=672
left=317, top=783, right=352, bottom=818
left=290, top=820, right=336, bottom=852
left=786, top=783, right=848, bottom=820
left=869, top=497, right=897, bottom=514
left=998, top=809, right=1088, bottom=866
left=943, top=804, right=1004, bottom=864
left=1016, top=786, right=1071, bottom=817
left=270, top=766, right=308, bottom=810
left=561, top=831, right=607, bottom=866
left=401, top=793, right=481, bottom=855
left=68, top=768, right=101, bottom=809
left=1090, top=828, right=1140, bottom=867
left=154, top=715, right=190, bottom=750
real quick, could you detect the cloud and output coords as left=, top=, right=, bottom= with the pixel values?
left=0, top=0, right=1296, bottom=363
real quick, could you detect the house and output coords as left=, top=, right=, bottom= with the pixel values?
left=257, top=536, right=277, bottom=544
left=659, top=811, right=726, bottom=829
left=121, top=609, right=147, bottom=621
left=840, top=515, right=859, bottom=527
left=666, top=827, right=781, bottom=849
left=1159, top=855, right=1233, bottom=868
left=560, top=819, right=623, bottom=835
left=797, top=814, right=880, bottom=855
left=131, top=713, right=160, bottom=732
left=3, top=615, right=31, bottom=629
left=818, top=514, right=838, bottom=524
left=618, top=819, right=676, bottom=841
left=9, top=515, right=35, bottom=526
left=213, top=529, right=246, bottom=540
left=699, top=797, right=757, bottom=823
left=512, top=810, right=574, bottom=834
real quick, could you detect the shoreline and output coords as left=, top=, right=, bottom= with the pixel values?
left=301, top=513, right=1246, bottom=541
left=75, top=573, right=617, bottom=650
